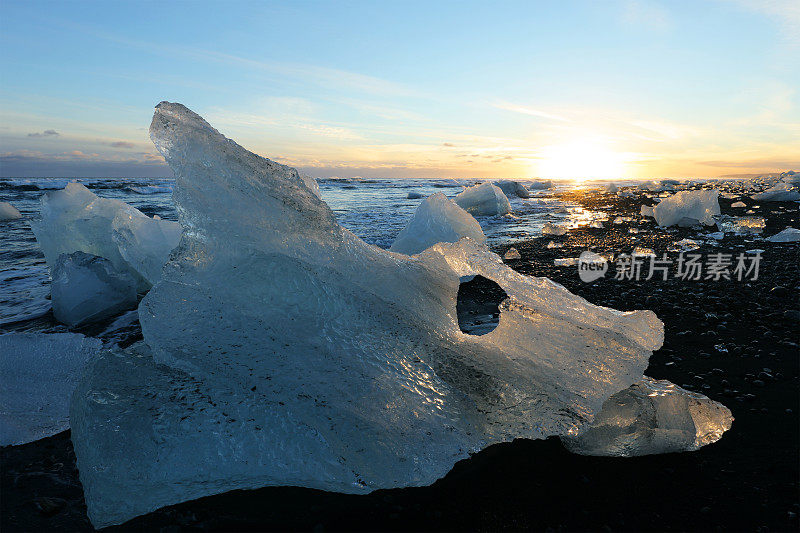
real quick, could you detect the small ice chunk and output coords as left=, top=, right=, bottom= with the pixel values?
left=730, top=201, right=746, bottom=208
left=605, top=183, right=618, bottom=193
left=503, top=247, right=521, bottom=260
left=0, top=333, right=102, bottom=446
left=589, top=220, right=604, bottom=228
left=542, top=222, right=568, bottom=235
left=715, top=215, right=766, bottom=235
left=751, top=182, right=800, bottom=202
left=407, top=191, right=423, bottom=199
left=706, top=232, right=724, bottom=240
left=51, top=251, right=138, bottom=327
left=745, top=249, right=765, bottom=254
left=653, top=190, right=720, bottom=227
left=561, top=377, right=733, bottom=457
left=494, top=180, right=531, bottom=199
left=668, top=238, right=702, bottom=252
left=554, top=257, right=579, bottom=266
left=546, top=241, right=563, bottom=249
left=527, top=179, right=553, bottom=190
left=632, top=247, right=656, bottom=257
left=613, top=216, right=633, bottom=224
left=390, top=193, right=486, bottom=255
left=766, top=227, right=800, bottom=242
left=0, top=201, right=22, bottom=220
left=640, top=204, right=654, bottom=217
left=629, top=228, right=640, bottom=234
left=455, top=182, right=512, bottom=216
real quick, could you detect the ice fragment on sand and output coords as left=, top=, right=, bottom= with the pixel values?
left=0, top=201, right=22, bottom=220
left=640, top=204, right=654, bottom=217
left=653, top=189, right=720, bottom=227
left=542, top=222, right=568, bottom=235
left=766, top=227, right=800, bottom=242
left=503, top=247, right=521, bottom=260
left=715, top=215, right=766, bottom=235
left=1, top=333, right=102, bottom=446
left=51, top=252, right=138, bottom=327
left=731, top=201, right=746, bottom=208
left=562, top=377, right=733, bottom=457
left=455, top=182, right=512, bottom=215
left=751, top=182, right=800, bottom=202
left=71, top=102, right=679, bottom=527
left=554, top=257, right=579, bottom=266
left=390, top=193, right=486, bottom=255
left=667, top=239, right=702, bottom=253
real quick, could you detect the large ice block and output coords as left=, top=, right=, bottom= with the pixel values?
left=1, top=333, right=102, bottom=446
left=455, top=182, right=512, bottom=216
left=390, top=193, right=486, bottom=255
left=68, top=103, right=728, bottom=528
left=31, top=182, right=180, bottom=290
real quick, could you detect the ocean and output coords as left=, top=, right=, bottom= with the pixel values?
left=0, top=176, right=621, bottom=327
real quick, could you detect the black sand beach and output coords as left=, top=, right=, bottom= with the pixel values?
left=2, top=189, right=798, bottom=532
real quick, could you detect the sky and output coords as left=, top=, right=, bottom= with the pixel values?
left=0, top=0, right=798, bottom=180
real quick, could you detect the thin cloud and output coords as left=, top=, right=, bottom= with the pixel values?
left=493, top=102, right=569, bottom=122
left=27, top=129, right=59, bottom=137
left=110, top=141, right=135, bottom=149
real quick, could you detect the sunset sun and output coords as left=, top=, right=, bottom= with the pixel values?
left=537, top=139, right=627, bottom=180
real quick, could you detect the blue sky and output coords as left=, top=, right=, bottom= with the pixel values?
left=1, top=0, right=798, bottom=178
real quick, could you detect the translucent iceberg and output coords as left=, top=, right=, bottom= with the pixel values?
left=455, top=182, right=512, bottom=216
left=0, top=201, right=22, bottom=220
left=72, top=102, right=727, bottom=528
left=494, top=180, right=531, bottom=198
left=51, top=251, right=138, bottom=327
left=503, top=247, right=521, bottom=260
left=1, top=333, right=102, bottom=446
left=112, top=210, right=181, bottom=285
left=31, top=182, right=181, bottom=290
left=751, top=182, right=800, bottom=202
left=653, top=189, right=720, bottom=227
left=766, top=227, right=800, bottom=242
left=407, top=191, right=423, bottom=199
left=640, top=204, right=654, bottom=217
left=605, top=183, right=618, bottom=193
left=562, top=377, right=733, bottom=457
left=389, top=193, right=485, bottom=255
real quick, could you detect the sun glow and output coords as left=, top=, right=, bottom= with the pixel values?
left=537, top=139, right=627, bottom=180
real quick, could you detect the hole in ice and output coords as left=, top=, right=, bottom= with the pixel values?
left=456, top=275, right=508, bottom=336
